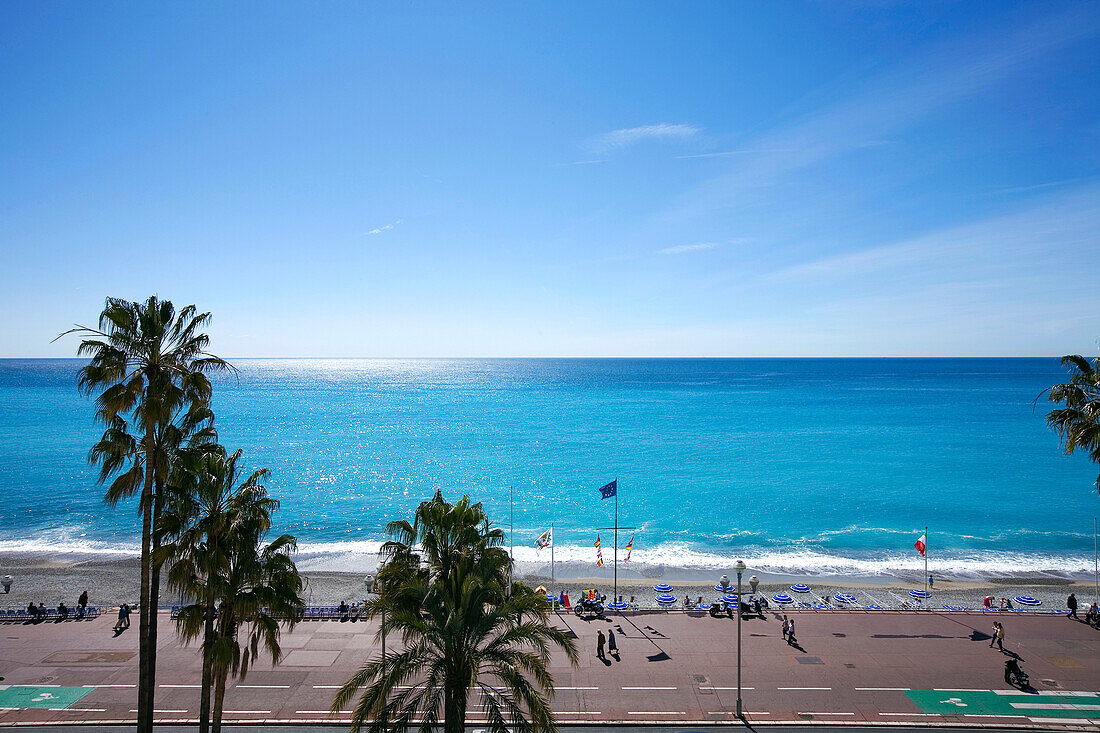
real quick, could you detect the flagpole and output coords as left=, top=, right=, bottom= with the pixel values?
left=551, top=523, right=555, bottom=584
left=614, top=477, right=619, bottom=606
left=924, top=526, right=929, bottom=595
left=509, top=485, right=514, bottom=594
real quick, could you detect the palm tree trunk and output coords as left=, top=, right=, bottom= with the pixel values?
left=211, top=664, right=227, bottom=733
left=198, top=586, right=215, bottom=733
left=444, top=681, right=467, bottom=733
left=136, top=428, right=155, bottom=733
left=145, top=473, right=165, bottom=730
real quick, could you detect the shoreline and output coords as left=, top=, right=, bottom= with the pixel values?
left=1, top=551, right=1095, bottom=610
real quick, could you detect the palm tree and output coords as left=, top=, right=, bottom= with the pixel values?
left=157, top=446, right=277, bottom=733
left=206, top=529, right=302, bottom=733
left=334, top=492, right=579, bottom=733
left=57, top=296, right=230, bottom=732
left=1045, top=354, right=1100, bottom=496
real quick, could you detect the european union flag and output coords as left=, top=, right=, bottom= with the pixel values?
left=598, top=479, right=617, bottom=499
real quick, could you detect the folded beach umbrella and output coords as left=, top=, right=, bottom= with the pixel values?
left=863, top=604, right=882, bottom=610
left=833, top=593, right=857, bottom=604
left=1014, top=595, right=1041, bottom=606
left=772, top=593, right=794, bottom=604
left=722, top=594, right=739, bottom=604
left=791, top=583, right=811, bottom=593
left=655, top=593, right=676, bottom=605
left=908, top=589, right=931, bottom=598
left=813, top=603, right=830, bottom=609
left=941, top=605, right=965, bottom=611
left=653, top=583, right=673, bottom=593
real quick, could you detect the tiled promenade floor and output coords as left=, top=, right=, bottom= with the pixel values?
left=1, top=608, right=1098, bottom=728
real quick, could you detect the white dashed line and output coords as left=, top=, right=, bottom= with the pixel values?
left=856, top=687, right=910, bottom=691
left=131, top=709, right=189, bottom=713
left=700, top=686, right=755, bottom=690
left=801, top=712, right=854, bottom=715
left=556, top=686, right=599, bottom=690
left=622, top=686, right=677, bottom=690
left=880, top=712, right=941, bottom=717
left=297, top=710, right=350, bottom=714
left=553, top=711, right=597, bottom=715
left=312, top=685, right=341, bottom=689
left=779, top=687, right=831, bottom=690
left=222, top=710, right=272, bottom=714
left=50, top=708, right=107, bottom=712
left=1030, top=718, right=1094, bottom=725
left=627, top=711, right=686, bottom=715
left=159, top=684, right=201, bottom=688
left=1011, top=703, right=1100, bottom=711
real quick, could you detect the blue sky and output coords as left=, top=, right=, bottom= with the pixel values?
left=2, top=2, right=1099, bottom=357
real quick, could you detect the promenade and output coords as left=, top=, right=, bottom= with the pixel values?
left=1, top=608, right=1098, bottom=729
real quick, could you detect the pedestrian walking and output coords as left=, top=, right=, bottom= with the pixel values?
left=596, top=630, right=606, bottom=660
left=781, top=615, right=789, bottom=640
left=114, top=603, right=130, bottom=632
left=786, top=617, right=796, bottom=646
left=989, top=621, right=998, bottom=647
left=608, top=629, right=618, bottom=657
left=1067, top=593, right=1078, bottom=620
left=928, top=574, right=934, bottom=589
left=989, top=621, right=1004, bottom=651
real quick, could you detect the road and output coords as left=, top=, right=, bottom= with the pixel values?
left=1, top=607, right=1098, bottom=728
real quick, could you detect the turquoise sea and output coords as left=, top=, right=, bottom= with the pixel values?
left=0, top=358, right=1096, bottom=579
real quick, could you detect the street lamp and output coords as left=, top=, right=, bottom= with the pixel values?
left=734, top=559, right=747, bottom=718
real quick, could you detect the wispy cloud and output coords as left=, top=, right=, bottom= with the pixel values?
left=365, top=219, right=403, bottom=235
left=552, top=159, right=607, bottom=167
left=658, top=242, right=719, bottom=255
left=674, top=149, right=792, bottom=160
left=593, top=123, right=700, bottom=153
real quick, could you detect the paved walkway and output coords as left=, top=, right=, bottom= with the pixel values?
left=1, top=608, right=1098, bottom=728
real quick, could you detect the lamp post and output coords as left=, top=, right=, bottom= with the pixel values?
left=734, top=559, right=746, bottom=718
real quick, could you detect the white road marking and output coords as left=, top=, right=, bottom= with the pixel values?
left=801, top=712, right=855, bottom=715
left=622, top=686, right=677, bottom=690
left=556, top=686, right=599, bottom=690
left=223, top=710, right=272, bottom=714
left=131, top=709, right=189, bottom=713
left=1011, top=703, right=1100, bottom=711
left=11, top=684, right=60, bottom=687
left=880, top=712, right=941, bottom=716
left=297, top=710, right=351, bottom=714
left=700, top=686, right=755, bottom=690
left=963, top=714, right=1028, bottom=719
left=779, top=687, right=831, bottom=690
left=553, top=711, right=597, bottom=715
left=627, top=711, right=686, bottom=715
left=159, top=684, right=201, bottom=688
left=994, top=690, right=1099, bottom=697
left=49, top=708, right=107, bottom=712
left=312, top=685, right=341, bottom=689
left=1030, top=718, right=1094, bottom=725
left=933, top=688, right=989, bottom=692
left=856, top=687, right=910, bottom=691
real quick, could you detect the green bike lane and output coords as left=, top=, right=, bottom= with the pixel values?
left=907, top=689, right=1100, bottom=721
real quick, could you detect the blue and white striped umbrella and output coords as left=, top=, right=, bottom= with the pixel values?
left=653, top=583, right=673, bottom=593
left=909, top=589, right=931, bottom=598
left=791, top=584, right=811, bottom=593
left=607, top=601, right=628, bottom=611
left=813, top=603, right=830, bottom=610
left=655, top=593, right=676, bottom=605
left=722, top=594, right=739, bottom=604
left=941, top=605, right=965, bottom=611
left=864, top=604, right=882, bottom=610
left=834, top=593, right=857, bottom=604
left=772, top=594, right=794, bottom=604
left=715, top=583, right=731, bottom=592
left=1014, top=595, right=1041, bottom=606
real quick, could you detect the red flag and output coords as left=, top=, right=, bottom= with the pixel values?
left=914, top=532, right=927, bottom=557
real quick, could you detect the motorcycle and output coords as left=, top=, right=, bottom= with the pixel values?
left=1004, top=659, right=1029, bottom=688
left=574, top=592, right=605, bottom=619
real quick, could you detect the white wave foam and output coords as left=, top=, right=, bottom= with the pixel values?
left=1, top=536, right=1093, bottom=579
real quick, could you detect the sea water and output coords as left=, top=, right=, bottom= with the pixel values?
left=0, top=358, right=1096, bottom=579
